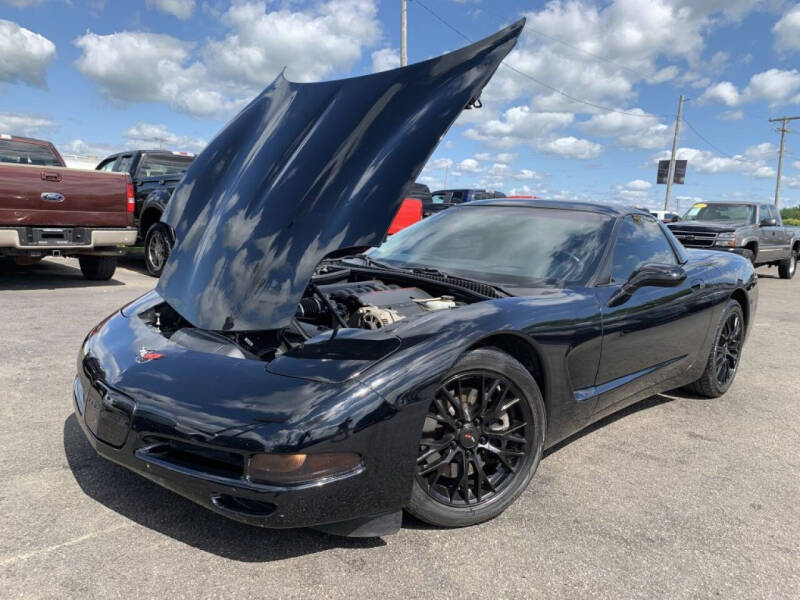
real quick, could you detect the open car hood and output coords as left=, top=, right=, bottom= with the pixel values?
left=156, top=19, right=524, bottom=332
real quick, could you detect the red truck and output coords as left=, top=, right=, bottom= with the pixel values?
left=0, top=135, right=136, bottom=280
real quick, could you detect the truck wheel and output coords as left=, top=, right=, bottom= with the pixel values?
left=778, top=251, right=797, bottom=279
left=78, top=256, right=117, bottom=281
left=740, top=249, right=755, bottom=265
left=144, top=223, right=172, bottom=277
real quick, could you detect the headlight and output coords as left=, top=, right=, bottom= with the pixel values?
left=715, top=232, right=736, bottom=247
left=247, top=452, right=361, bottom=484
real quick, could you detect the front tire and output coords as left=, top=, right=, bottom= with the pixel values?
left=685, top=299, right=745, bottom=398
left=78, top=255, right=117, bottom=281
left=406, top=348, right=546, bottom=528
left=144, top=222, right=172, bottom=277
left=778, top=251, right=797, bottom=279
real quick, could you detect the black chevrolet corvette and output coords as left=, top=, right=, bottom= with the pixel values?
left=73, top=20, right=758, bottom=537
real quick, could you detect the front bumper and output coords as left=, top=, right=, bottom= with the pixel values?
left=71, top=307, right=420, bottom=534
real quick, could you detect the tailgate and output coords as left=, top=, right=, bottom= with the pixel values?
left=0, top=164, right=131, bottom=227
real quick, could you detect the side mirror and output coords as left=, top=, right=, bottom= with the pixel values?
left=608, top=264, right=687, bottom=307
left=760, top=217, right=777, bottom=227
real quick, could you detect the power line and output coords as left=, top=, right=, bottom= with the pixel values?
left=681, top=118, right=746, bottom=161
left=409, top=0, right=668, bottom=119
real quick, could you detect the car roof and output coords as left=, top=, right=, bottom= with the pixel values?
left=465, top=197, right=647, bottom=217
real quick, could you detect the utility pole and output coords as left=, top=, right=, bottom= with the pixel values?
left=664, top=94, right=685, bottom=211
left=401, top=0, right=407, bottom=67
left=769, top=116, right=799, bottom=207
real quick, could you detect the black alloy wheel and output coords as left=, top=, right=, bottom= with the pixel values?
left=406, top=348, right=545, bottom=527
left=714, top=310, right=744, bottom=387
left=144, top=222, right=172, bottom=277
left=686, top=299, right=745, bottom=398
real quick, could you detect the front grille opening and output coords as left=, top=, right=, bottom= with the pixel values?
left=143, top=439, right=245, bottom=480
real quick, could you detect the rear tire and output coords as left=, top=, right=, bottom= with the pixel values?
left=685, top=299, right=745, bottom=398
left=78, top=255, right=117, bottom=281
left=778, top=251, right=796, bottom=279
left=740, top=248, right=755, bottom=265
left=406, top=348, right=546, bottom=528
left=144, top=222, right=172, bottom=277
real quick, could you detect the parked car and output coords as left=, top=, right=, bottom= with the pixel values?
left=0, top=134, right=136, bottom=280
left=424, top=188, right=505, bottom=217
left=668, top=201, right=798, bottom=279
left=651, top=210, right=681, bottom=223
left=96, top=150, right=194, bottom=276
left=387, top=197, right=422, bottom=235
left=73, top=21, right=758, bottom=539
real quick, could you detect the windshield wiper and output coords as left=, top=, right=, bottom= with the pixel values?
left=408, top=267, right=515, bottom=297
left=335, top=254, right=403, bottom=271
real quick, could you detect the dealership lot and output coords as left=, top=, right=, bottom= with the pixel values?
left=1, top=257, right=798, bottom=599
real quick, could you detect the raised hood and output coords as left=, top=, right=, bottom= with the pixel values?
left=156, top=19, right=524, bottom=332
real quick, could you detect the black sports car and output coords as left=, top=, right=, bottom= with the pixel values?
left=73, top=20, right=758, bottom=537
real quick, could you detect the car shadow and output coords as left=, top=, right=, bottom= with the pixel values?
left=63, top=415, right=385, bottom=561
left=0, top=258, right=124, bottom=290
left=403, top=393, right=676, bottom=532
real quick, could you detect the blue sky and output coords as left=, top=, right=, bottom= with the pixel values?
left=1, top=0, right=799, bottom=211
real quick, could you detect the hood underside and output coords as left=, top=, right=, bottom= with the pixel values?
left=156, top=19, right=524, bottom=332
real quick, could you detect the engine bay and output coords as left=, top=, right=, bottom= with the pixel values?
left=140, top=267, right=473, bottom=362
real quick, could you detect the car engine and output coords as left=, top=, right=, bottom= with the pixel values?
left=296, top=279, right=458, bottom=330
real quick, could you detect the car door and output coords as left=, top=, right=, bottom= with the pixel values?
left=593, top=214, right=713, bottom=415
left=758, top=204, right=780, bottom=261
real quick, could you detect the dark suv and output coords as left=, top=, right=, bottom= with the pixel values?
left=424, top=188, right=505, bottom=217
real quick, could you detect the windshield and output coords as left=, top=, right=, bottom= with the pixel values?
left=138, top=153, right=194, bottom=177
left=368, top=205, right=615, bottom=287
left=682, top=202, right=755, bottom=224
left=0, top=140, right=61, bottom=166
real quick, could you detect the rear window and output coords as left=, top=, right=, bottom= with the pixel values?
left=138, top=153, right=194, bottom=177
left=0, top=140, right=61, bottom=167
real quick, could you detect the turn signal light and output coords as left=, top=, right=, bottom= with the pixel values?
left=126, top=180, right=135, bottom=213
left=247, top=452, right=361, bottom=485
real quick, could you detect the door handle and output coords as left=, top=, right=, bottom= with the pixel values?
left=690, top=279, right=704, bottom=291
left=40, top=171, right=62, bottom=182
left=41, top=192, right=65, bottom=203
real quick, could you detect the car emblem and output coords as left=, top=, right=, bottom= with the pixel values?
left=137, top=348, right=165, bottom=363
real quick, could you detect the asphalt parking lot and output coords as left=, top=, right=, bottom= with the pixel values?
left=1, top=255, right=798, bottom=599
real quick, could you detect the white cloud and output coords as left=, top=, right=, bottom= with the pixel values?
left=496, top=152, right=517, bottom=164
left=793, top=161, right=800, bottom=170
left=719, top=109, right=744, bottom=120
left=464, top=105, right=574, bottom=148
left=579, top=109, right=671, bottom=150
left=122, top=122, right=206, bottom=153
left=146, top=0, right=195, bottom=20
left=73, top=31, right=231, bottom=117
left=204, top=0, right=380, bottom=87
left=626, top=179, right=653, bottom=191
left=458, top=158, right=482, bottom=173
left=0, top=20, right=56, bottom=88
left=73, top=0, right=381, bottom=118
left=425, top=157, right=453, bottom=170
left=774, top=4, right=800, bottom=53
left=511, top=169, right=542, bottom=181
left=1, top=0, right=46, bottom=6
left=0, top=111, right=56, bottom=136
left=651, top=143, right=777, bottom=178
left=371, top=47, right=400, bottom=72
left=60, top=139, right=120, bottom=158
left=699, top=69, right=800, bottom=107
left=540, top=136, right=602, bottom=159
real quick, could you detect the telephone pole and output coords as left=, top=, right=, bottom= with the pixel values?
left=401, top=0, right=407, bottom=66
left=769, top=116, right=799, bottom=207
left=664, top=94, right=685, bottom=211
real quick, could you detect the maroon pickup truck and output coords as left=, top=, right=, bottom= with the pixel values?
left=0, top=135, right=136, bottom=280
